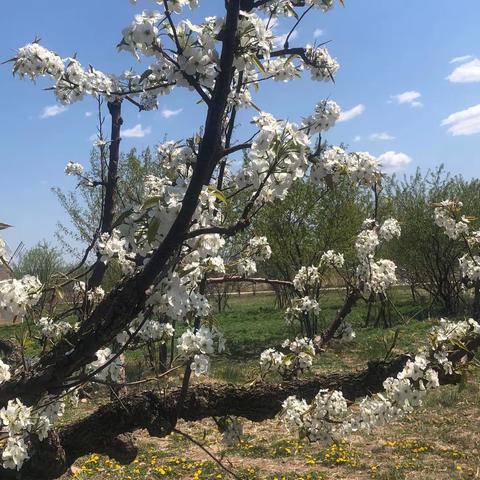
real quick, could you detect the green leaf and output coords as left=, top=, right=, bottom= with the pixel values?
left=141, top=196, right=162, bottom=210
left=55, top=287, right=65, bottom=301
left=252, top=55, right=267, bottom=77
left=147, top=216, right=161, bottom=243
left=139, top=69, right=153, bottom=83
left=285, top=4, right=299, bottom=19
left=207, top=186, right=227, bottom=204
left=112, top=209, right=133, bottom=229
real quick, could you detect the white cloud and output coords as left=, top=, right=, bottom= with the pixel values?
left=450, top=54, right=474, bottom=64
left=122, top=124, right=151, bottom=138
left=273, top=30, right=298, bottom=48
left=85, top=111, right=93, bottom=117
left=353, top=135, right=362, bottom=142
left=338, top=104, right=365, bottom=122
left=447, top=58, right=480, bottom=83
left=161, top=108, right=183, bottom=119
left=369, top=132, right=395, bottom=141
left=313, top=28, right=324, bottom=38
left=390, top=91, right=423, bottom=107
left=377, top=151, right=412, bottom=173
left=441, top=104, right=480, bottom=136
left=39, top=105, right=68, bottom=119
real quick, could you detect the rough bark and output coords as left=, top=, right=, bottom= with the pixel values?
left=88, top=100, right=123, bottom=290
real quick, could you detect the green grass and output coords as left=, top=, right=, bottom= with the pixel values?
left=210, top=290, right=437, bottom=381
left=0, top=289, right=452, bottom=385
left=215, top=294, right=289, bottom=358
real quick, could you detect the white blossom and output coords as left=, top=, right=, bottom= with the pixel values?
left=64, top=161, right=84, bottom=176
left=191, top=353, right=209, bottom=376
left=379, top=218, right=401, bottom=241
left=320, top=250, right=345, bottom=269
left=0, top=275, right=42, bottom=322
left=2, top=437, right=29, bottom=471
left=303, top=100, right=341, bottom=134
left=0, top=359, right=11, bottom=384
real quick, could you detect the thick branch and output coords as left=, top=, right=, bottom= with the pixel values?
left=321, top=289, right=360, bottom=345
left=3, top=351, right=466, bottom=480
left=88, top=100, right=123, bottom=289
left=208, top=276, right=294, bottom=288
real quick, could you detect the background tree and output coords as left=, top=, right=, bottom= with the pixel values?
left=254, top=178, right=371, bottom=282
left=385, top=167, right=480, bottom=315
left=14, top=241, right=64, bottom=285
left=53, top=146, right=157, bottom=258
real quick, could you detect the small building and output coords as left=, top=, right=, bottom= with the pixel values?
left=0, top=256, right=14, bottom=324
left=0, top=263, right=12, bottom=281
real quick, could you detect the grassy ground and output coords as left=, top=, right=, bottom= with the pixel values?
left=1, top=291, right=479, bottom=479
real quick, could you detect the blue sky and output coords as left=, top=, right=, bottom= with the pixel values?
left=1, top=0, right=480, bottom=252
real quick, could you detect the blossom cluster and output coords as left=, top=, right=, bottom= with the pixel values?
left=310, top=147, right=381, bottom=187
left=73, top=281, right=105, bottom=305
left=433, top=200, right=480, bottom=284
left=434, top=200, right=469, bottom=240
left=0, top=275, right=42, bottom=322
left=260, top=337, right=316, bottom=378
left=320, top=250, right=345, bottom=269
left=177, top=326, right=225, bottom=376
left=37, top=317, right=75, bottom=341
left=259, top=0, right=336, bottom=17
left=293, top=266, right=322, bottom=292
left=128, top=314, right=175, bottom=343
left=0, top=396, right=64, bottom=470
left=281, top=317, right=480, bottom=445
left=237, top=236, right=272, bottom=277
left=285, top=296, right=321, bottom=327
left=236, top=112, right=310, bottom=203
left=459, top=254, right=480, bottom=282
left=13, top=42, right=64, bottom=81
left=355, top=218, right=401, bottom=294
left=64, top=161, right=84, bottom=176
left=303, top=100, right=341, bottom=134
left=0, top=359, right=11, bottom=384
left=87, top=347, right=124, bottom=383
left=286, top=249, right=344, bottom=329
left=146, top=272, right=211, bottom=321
left=97, top=229, right=136, bottom=275
left=357, top=259, right=397, bottom=295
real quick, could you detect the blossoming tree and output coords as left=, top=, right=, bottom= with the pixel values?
left=1, top=1, right=480, bottom=478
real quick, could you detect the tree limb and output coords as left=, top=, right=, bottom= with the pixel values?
left=2, top=349, right=468, bottom=480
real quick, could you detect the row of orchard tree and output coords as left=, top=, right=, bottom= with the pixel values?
left=29, top=147, right=480, bottom=323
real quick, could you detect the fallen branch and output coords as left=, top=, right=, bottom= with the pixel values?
left=208, top=276, right=294, bottom=288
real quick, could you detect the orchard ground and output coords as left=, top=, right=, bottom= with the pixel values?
left=1, top=291, right=479, bottom=480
